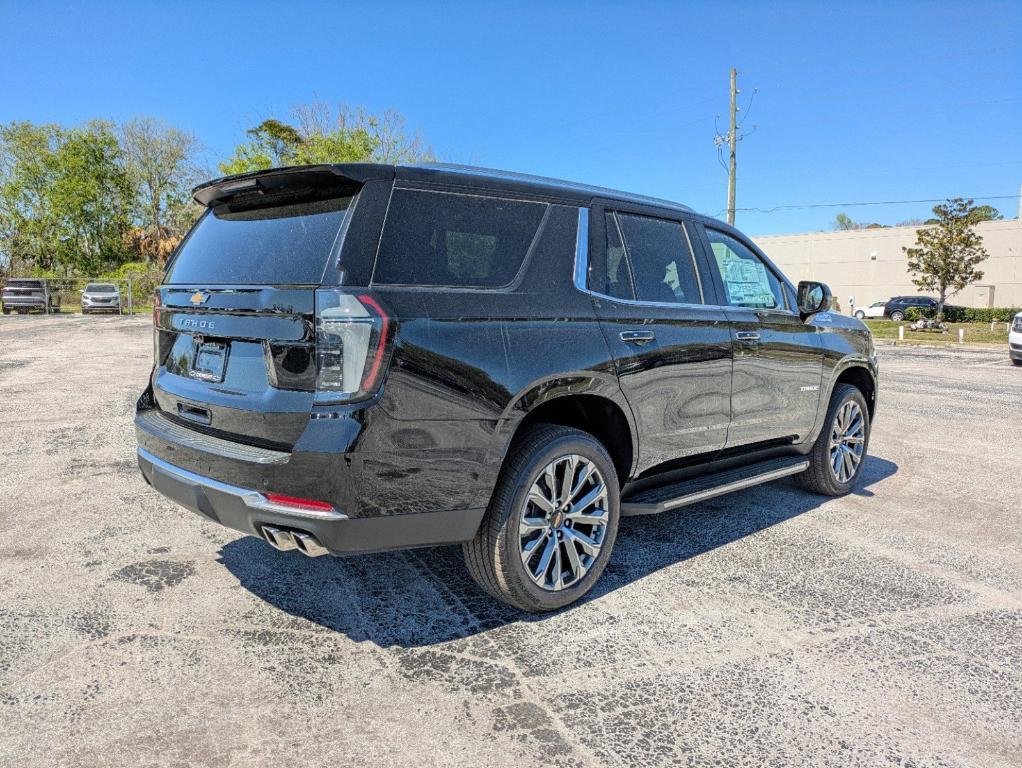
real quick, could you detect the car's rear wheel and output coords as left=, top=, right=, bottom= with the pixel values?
left=890, top=310, right=905, bottom=322
left=463, top=424, right=620, bottom=612
left=1, top=307, right=9, bottom=315
left=854, top=310, right=865, bottom=319
left=797, top=383, right=871, bottom=496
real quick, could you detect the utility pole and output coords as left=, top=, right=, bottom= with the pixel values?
left=726, top=67, right=738, bottom=226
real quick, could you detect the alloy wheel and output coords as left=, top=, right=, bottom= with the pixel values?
left=518, top=454, right=609, bottom=591
left=829, top=400, right=865, bottom=483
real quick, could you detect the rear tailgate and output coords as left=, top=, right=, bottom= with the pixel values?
left=153, top=286, right=318, bottom=448
left=151, top=173, right=362, bottom=449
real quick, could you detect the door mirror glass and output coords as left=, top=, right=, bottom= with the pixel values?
left=797, top=280, right=831, bottom=320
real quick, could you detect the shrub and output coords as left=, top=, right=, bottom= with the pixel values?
left=904, top=305, right=1020, bottom=323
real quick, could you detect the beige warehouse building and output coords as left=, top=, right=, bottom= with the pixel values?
left=753, top=217, right=1022, bottom=309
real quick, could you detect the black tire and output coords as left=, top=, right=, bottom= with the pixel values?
left=854, top=310, right=865, bottom=320
left=890, top=310, right=904, bottom=322
left=797, top=383, right=871, bottom=496
left=463, top=424, right=620, bottom=612
left=1, top=307, right=9, bottom=315
left=1012, top=357, right=1022, bottom=367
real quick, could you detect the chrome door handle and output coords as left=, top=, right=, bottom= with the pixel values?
left=735, top=331, right=761, bottom=341
left=620, top=330, right=656, bottom=345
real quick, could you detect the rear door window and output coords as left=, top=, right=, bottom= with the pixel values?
left=372, top=189, right=546, bottom=287
left=165, top=195, right=354, bottom=285
left=614, top=213, right=703, bottom=305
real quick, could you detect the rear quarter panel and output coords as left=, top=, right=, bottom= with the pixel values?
left=358, top=204, right=630, bottom=513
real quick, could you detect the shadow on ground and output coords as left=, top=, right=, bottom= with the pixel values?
left=220, top=455, right=897, bottom=648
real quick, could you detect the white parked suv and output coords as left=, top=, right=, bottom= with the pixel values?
left=853, top=300, right=888, bottom=320
left=81, top=283, right=121, bottom=314
left=1010, top=312, right=1022, bottom=366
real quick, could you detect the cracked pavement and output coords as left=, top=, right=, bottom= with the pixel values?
left=1, top=314, right=1020, bottom=767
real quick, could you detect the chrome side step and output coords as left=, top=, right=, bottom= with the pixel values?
left=260, top=525, right=329, bottom=557
left=620, top=456, right=810, bottom=516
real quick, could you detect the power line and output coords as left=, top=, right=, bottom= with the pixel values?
left=714, top=194, right=1019, bottom=216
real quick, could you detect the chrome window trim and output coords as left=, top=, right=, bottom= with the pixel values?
left=573, top=206, right=589, bottom=291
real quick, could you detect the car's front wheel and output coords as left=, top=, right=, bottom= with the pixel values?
left=797, top=383, right=871, bottom=496
left=463, top=424, right=620, bottom=612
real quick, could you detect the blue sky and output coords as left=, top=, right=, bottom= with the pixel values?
left=1, top=0, right=1020, bottom=234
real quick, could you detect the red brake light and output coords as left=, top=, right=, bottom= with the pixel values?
left=264, top=493, right=335, bottom=512
left=356, top=293, right=390, bottom=392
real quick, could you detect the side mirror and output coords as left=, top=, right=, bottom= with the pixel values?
left=797, top=280, right=831, bottom=322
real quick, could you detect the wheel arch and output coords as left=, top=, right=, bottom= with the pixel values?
left=495, top=376, right=638, bottom=485
left=831, top=360, right=877, bottom=420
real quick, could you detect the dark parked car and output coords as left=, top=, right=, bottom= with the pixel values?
left=2, top=278, right=60, bottom=314
left=883, top=295, right=961, bottom=321
left=135, top=163, right=878, bottom=611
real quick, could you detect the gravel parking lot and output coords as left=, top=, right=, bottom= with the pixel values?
left=2, top=314, right=1020, bottom=768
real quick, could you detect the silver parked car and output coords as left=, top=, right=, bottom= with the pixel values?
left=81, top=283, right=121, bottom=314
left=2, top=278, right=60, bottom=314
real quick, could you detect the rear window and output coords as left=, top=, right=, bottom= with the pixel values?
left=5, top=279, right=43, bottom=289
left=372, top=189, right=546, bottom=287
left=165, top=196, right=354, bottom=285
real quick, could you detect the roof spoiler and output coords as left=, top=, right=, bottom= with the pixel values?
left=192, top=164, right=395, bottom=207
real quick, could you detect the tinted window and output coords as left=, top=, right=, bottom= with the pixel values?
left=166, top=196, right=353, bottom=285
left=606, top=213, right=703, bottom=305
left=373, top=189, right=546, bottom=287
left=85, top=283, right=117, bottom=292
left=705, top=228, right=785, bottom=310
left=5, top=279, right=43, bottom=289
left=591, top=211, right=635, bottom=300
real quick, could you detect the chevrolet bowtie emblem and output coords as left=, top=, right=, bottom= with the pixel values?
left=190, top=291, right=210, bottom=306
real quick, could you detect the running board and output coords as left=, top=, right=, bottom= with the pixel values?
left=620, top=456, right=810, bottom=516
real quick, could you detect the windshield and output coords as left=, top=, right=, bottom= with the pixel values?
left=165, top=195, right=354, bottom=285
left=85, top=283, right=117, bottom=293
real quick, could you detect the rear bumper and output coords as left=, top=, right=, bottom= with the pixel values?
left=2, top=297, right=48, bottom=308
left=137, top=447, right=484, bottom=555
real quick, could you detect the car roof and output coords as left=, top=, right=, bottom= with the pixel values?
left=398, top=163, right=697, bottom=214
left=193, top=162, right=697, bottom=216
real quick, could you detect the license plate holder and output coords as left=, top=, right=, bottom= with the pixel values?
left=190, top=339, right=228, bottom=382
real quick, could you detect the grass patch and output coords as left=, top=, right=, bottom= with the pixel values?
left=865, top=319, right=1010, bottom=345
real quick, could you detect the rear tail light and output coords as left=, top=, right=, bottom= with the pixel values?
left=152, top=291, right=162, bottom=364
left=314, top=289, right=393, bottom=403
left=263, top=492, right=335, bottom=513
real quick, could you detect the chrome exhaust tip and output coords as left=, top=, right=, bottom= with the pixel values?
left=260, top=526, right=328, bottom=557
left=261, top=525, right=298, bottom=552
left=291, top=531, right=329, bottom=557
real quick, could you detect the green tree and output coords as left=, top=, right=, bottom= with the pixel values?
left=47, top=122, right=134, bottom=274
left=970, top=204, right=1002, bottom=222
left=0, top=121, right=63, bottom=273
left=834, top=212, right=856, bottom=230
left=219, top=103, right=433, bottom=176
left=121, top=116, right=204, bottom=261
left=903, top=198, right=990, bottom=319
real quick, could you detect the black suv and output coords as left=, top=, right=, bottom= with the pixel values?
left=883, top=295, right=961, bottom=321
left=135, top=163, right=878, bottom=611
